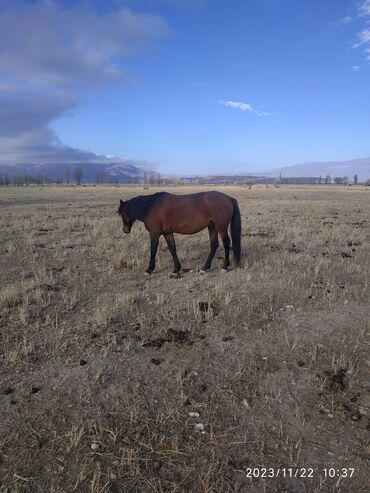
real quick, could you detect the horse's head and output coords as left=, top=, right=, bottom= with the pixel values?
left=117, top=199, right=135, bottom=234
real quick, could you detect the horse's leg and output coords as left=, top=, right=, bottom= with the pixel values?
left=164, top=233, right=181, bottom=274
left=200, top=223, right=219, bottom=272
left=145, top=233, right=160, bottom=274
left=219, top=230, right=231, bottom=272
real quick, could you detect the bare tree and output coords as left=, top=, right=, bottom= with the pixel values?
left=325, top=175, right=331, bottom=184
left=13, top=174, right=25, bottom=185
left=95, top=170, right=104, bottom=184
left=245, top=179, right=255, bottom=190
left=74, top=167, right=82, bottom=185
left=64, top=167, right=70, bottom=184
left=354, top=174, right=358, bottom=185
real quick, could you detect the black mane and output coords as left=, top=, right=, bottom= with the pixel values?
left=119, top=192, right=167, bottom=221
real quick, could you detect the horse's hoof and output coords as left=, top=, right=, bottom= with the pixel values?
left=144, top=271, right=151, bottom=276
left=221, top=268, right=229, bottom=273
left=170, top=272, right=181, bottom=278
left=199, top=269, right=208, bottom=274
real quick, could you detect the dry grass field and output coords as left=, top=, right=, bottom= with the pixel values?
left=0, top=184, right=369, bottom=493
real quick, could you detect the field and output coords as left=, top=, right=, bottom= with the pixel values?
left=0, top=184, right=369, bottom=493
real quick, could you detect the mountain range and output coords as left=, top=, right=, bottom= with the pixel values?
left=0, top=156, right=369, bottom=183
left=263, top=157, right=370, bottom=181
left=0, top=160, right=148, bottom=183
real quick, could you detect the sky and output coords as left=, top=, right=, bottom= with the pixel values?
left=1, top=0, right=370, bottom=175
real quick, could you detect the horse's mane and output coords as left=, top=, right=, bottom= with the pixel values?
left=119, top=192, right=167, bottom=221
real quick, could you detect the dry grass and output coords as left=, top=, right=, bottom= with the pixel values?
left=0, top=184, right=369, bottom=492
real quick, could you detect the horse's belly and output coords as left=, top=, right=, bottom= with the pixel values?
left=166, top=217, right=208, bottom=235
left=174, top=224, right=206, bottom=235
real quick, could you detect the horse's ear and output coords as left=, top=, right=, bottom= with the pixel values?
left=120, top=199, right=124, bottom=206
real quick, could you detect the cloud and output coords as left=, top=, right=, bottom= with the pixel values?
left=0, top=1, right=168, bottom=165
left=0, top=89, right=76, bottom=138
left=353, top=65, right=360, bottom=71
left=355, top=1, right=370, bottom=61
left=219, top=100, right=271, bottom=117
left=0, top=127, right=134, bottom=166
left=0, top=2, right=167, bottom=88
left=114, top=0, right=206, bottom=9
left=359, top=0, right=370, bottom=16
left=331, top=16, right=352, bottom=26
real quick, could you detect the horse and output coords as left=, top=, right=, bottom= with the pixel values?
left=117, top=191, right=241, bottom=275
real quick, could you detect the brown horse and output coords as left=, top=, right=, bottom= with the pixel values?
left=117, top=191, right=241, bottom=275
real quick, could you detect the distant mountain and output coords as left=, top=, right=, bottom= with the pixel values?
left=0, top=159, right=151, bottom=183
left=265, top=157, right=370, bottom=182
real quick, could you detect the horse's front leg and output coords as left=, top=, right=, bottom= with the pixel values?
left=164, top=233, right=181, bottom=274
left=145, top=233, right=160, bottom=274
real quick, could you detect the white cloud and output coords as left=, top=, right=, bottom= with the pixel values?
left=331, top=16, right=352, bottom=26
left=219, top=100, right=271, bottom=117
left=355, top=1, right=370, bottom=62
left=221, top=101, right=253, bottom=111
left=353, top=65, right=360, bottom=71
left=359, top=0, right=370, bottom=17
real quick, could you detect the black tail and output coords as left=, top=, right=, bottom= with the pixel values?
left=230, top=198, right=241, bottom=267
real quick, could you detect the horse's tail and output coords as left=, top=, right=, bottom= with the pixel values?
left=230, top=198, right=241, bottom=267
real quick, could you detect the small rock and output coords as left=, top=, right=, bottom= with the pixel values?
left=351, top=414, right=361, bottom=421
left=222, top=336, right=234, bottom=342
left=241, top=398, right=250, bottom=410
left=79, top=359, right=87, bottom=366
left=194, top=423, right=205, bottom=432
left=327, top=413, right=334, bottom=418
left=151, top=358, right=161, bottom=365
left=110, top=471, right=117, bottom=480
left=31, top=386, right=40, bottom=394
left=3, top=387, right=14, bottom=395
left=189, top=412, right=200, bottom=418
left=91, top=442, right=100, bottom=451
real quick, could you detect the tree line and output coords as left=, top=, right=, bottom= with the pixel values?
left=0, top=169, right=369, bottom=186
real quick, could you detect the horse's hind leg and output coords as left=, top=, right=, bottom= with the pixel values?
left=164, top=233, right=181, bottom=274
left=200, top=223, right=219, bottom=272
left=219, top=230, right=231, bottom=272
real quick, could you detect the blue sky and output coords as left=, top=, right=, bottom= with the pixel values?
left=1, top=0, right=370, bottom=175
